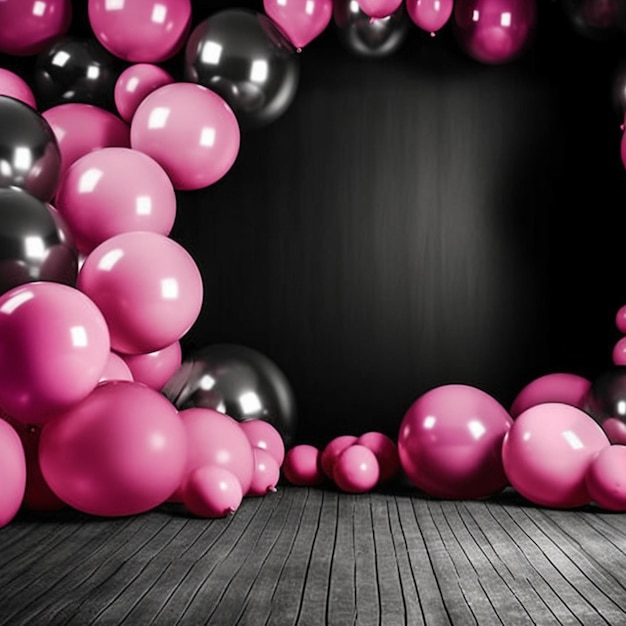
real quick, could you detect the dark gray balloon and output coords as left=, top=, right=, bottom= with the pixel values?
left=582, top=366, right=626, bottom=444
left=333, top=0, right=409, bottom=58
left=562, top=0, right=626, bottom=41
left=184, top=8, right=300, bottom=130
left=163, top=343, right=298, bottom=446
left=0, top=95, right=61, bottom=201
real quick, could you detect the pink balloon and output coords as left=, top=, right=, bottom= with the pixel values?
left=77, top=231, right=203, bottom=355
left=119, top=341, right=181, bottom=391
left=0, top=0, right=72, bottom=56
left=42, top=104, right=130, bottom=183
left=356, top=431, right=400, bottom=483
left=130, top=82, right=240, bottom=191
left=616, top=304, right=626, bottom=334
left=586, top=445, right=626, bottom=511
left=320, top=435, right=357, bottom=479
left=173, top=407, right=255, bottom=500
left=397, top=384, right=513, bottom=499
left=407, top=0, right=454, bottom=34
left=602, top=418, right=626, bottom=445
left=613, top=337, right=626, bottom=366
left=333, top=444, right=380, bottom=493
left=182, top=465, right=243, bottom=518
left=282, top=444, right=325, bottom=486
left=263, top=0, right=333, bottom=49
left=509, top=372, right=592, bottom=418
left=502, top=402, right=610, bottom=509
left=114, top=63, right=175, bottom=123
left=0, top=69, right=37, bottom=109
left=239, top=419, right=286, bottom=467
left=0, top=418, right=26, bottom=527
left=0, top=282, right=110, bottom=424
left=99, top=351, right=134, bottom=383
left=358, top=0, right=403, bottom=19
left=54, top=147, right=177, bottom=255
left=248, top=448, right=281, bottom=496
left=39, top=380, right=187, bottom=516
left=88, top=0, right=192, bottom=63
left=453, top=0, right=537, bottom=64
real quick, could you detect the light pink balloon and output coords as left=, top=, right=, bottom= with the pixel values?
left=0, top=69, right=37, bottom=109
left=613, top=337, right=626, bottom=366
left=263, top=0, right=333, bottom=49
left=182, top=465, right=243, bottom=518
left=0, top=419, right=26, bottom=527
left=502, top=402, right=610, bottom=509
left=586, top=445, right=626, bottom=511
left=358, top=0, right=403, bottom=19
left=0, top=282, right=110, bottom=424
left=114, top=63, right=175, bottom=122
left=239, top=419, right=286, bottom=467
left=320, top=435, right=357, bottom=479
left=0, top=0, right=72, bottom=56
left=282, top=444, right=325, bottom=486
left=397, top=384, right=513, bottom=499
left=54, top=147, right=177, bottom=255
left=248, top=448, right=281, bottom=496
left=356, top=431, right=400, bottom=483
left=119, top=341, right=181, bottom=391
left=407, top=0, right=454, bottom=34
left=333, top=444, right=380, bottom=493
left=509, top=372, right=592, bottom=418
left=99, top=351, right=134, bottom=383
left=130, top=82, right=240, bottom=191
left=77, top=231, right=203, bottom=355
left=39, top=380, right=187, bottom=516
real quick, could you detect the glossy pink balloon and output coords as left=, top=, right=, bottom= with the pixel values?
left=0, top=0, right=72, bottom=56
left=356, top=431, right=400, bottom=483
left=248, top=448, right=281, bottom=496
left=398, top=384, right=513, bottom=499
left=263, top=0, right=333, bottom=49
left=99, top=351, right=134, bottom=383
left=453, top=0, right=537, bottom=64
left=39, top=380, right=187, bottom=516
left=613, top=337, right=626, bottom=366
left=509, top=372, right=592, bottom=418
left=54, top=147, right=177, bottom=255
left=333, top=444, right=380, bottom=493
left=239, top=419, right=286, bottom=467
left=182, top=465, right=243, bottom=518
left=114, top=63, right=175, bottom=123
left=407, top=0, right=454, bottom=34
left=119, top=341, right=181, bottom=391
left=0, top=69, right=37, bottom=109
left=282, top=444, right=325, bottom=486
left=77, top=231, right=203, bottom=355
left=88, top=0, right=192, bottom=63
left=0, top=419, right=26, bottom=527
left=615, top=304, right=626, bottom=334
left=320, top=435, right=357, bottom=479
left=586, top=445, right=626, bottom=511
left=42, top=103, right=130, bottom=182
left=502, top=402, right=610, bottom=509
left=0, top=282, right=110, bottom=424
left=358, top=0, right=403, bottom=19
left=130, top=82, right=240, bottom=191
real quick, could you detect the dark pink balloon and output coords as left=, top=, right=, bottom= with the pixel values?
left=99, top=351, right=134, bottom=383
left=356, top=431, right=400, bottom=483
left=407, top=0, right=454, bottom=34
left=248, top=448, right=281, bottom=496
left=263, top=0, right=333, bottom=49
left=586, top=445, right=626, bottom=511
left=182, top=465, right=243, bottom=518
left=613, top=337, right=626, bottom=366
left=0, top=69, right=37, bottom=109
left=398, top=384, right=513, bottom=499
left=282, top=444, right=325, bottom=486
left=120, top=341, right=181, bottom=391
left=239, top=419, right=286, bottom=467
left=333, top=444, right=380, bottom=493
left=0, top=418, right=26, bottom=527
left=320, top=434, right=357, bottom=479
left=615, top=304, right=626, bottom=334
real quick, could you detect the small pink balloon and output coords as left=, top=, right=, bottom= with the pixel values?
left=320, top=435, right=357, bottom=479
left=99, top=351, right=134, bottom=383
left=613, top=337, right=626, bottom=366
left=0, top=418, right=26, bottom=527
left=114, top=63, right=175, bottom=122
left=358, top=0, right=403, bottom=19
left=0, top=282, right=110, bottom=424
left=119, top=341, right=181, bottom=391
left=509, top=372, right=592, bottom=418
left=0, top=0, right=72, bottom=56
left=248, top=448, right=281, bottom=496
left=501, top=402, right=610, bottom=509
left=282, top=444, right=325, bottom=486
left=77, top=231, right=203, bottom=355
left=54, top=147, right=177, bottom=255
left=130, top=82, right=240, bottom=191
left=182, top=465, right=243, bottom=518
left=39, top=380, right=187, bottom=517
left=88, top=0, right=192, bottom=63
left=0, top=69, right=37, bottom=109
left=333, top=444, right=380, bottom=493
left=356, top=431, right=400, bottom=483
left=602, top=418, right=626, bottom=445
left=239, top=419, right=286, bottom=467
left=615, top=304, right=626, bottom=334
left=263, top=0, right=333, bottom=49
left=407, top=0, right=454, bottom=34
left=586, top=445, right=626, bottom=511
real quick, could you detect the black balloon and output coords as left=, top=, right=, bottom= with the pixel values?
left=611, top=58, right=626, bottom=119
left=0, top=96, right=61, bottom=201
left=582, top=366, right=626, bottom=444
left=163, top=343, right=298, bottom=446
left=0, top=187, right=78, bottom=296
left=562, top=0, right=626, bottom=41
left=184, top=9, right=300, bottom=130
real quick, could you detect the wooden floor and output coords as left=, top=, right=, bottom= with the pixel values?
left=1, top=484, right=625, bottom=625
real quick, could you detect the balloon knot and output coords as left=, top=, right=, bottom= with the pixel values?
left=430, top=31, right=436, bottom=38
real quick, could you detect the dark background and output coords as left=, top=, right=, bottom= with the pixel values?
left=2, top=1, right=626, bottom=447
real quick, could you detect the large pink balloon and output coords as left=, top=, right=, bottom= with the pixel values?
left=0, top=282, right=110, bottom=424
left=501, top=402, right=610, bottom=509
left=586, top=445, right=626, bottom=511
left=397, top=384, right=513, bottom=499
left=130, top=82, right=240, bottom=190
left=407, top=0, right=454, bottom=34
left=453, top=0, right=537, bottom=64
left=40, top=380, right=187, bottom=516
left=88, top=0, right=192, bottom=63
left=119, top=341, right=182, bottom=391
left=263, top=0, right=333, bottom=49
left=0, top=418, right=26, bottom=527
left=114, top=64, right=175, bottom=123
left=0, top=0, right=72, bottom=56
left=77, top=231, right=203, bottom=355
left=0, top=69, right=37, bottom=109
left=54, top=147, right=177, bottom=255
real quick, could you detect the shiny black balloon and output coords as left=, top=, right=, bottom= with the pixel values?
left=562, top=0, right=626, bottom=41
left=0, top=186, right=78, bottom=296
left=0, top=96, right=61, bottom=201
left=33, top=36, right=123, bottom=111
left=163, top=343, right=298, bottom=446
left=184, top=9, right=300, bottom=130
left=333, top=0, right=410, bottom=58
left=582, top=366, right=626, bottom=444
